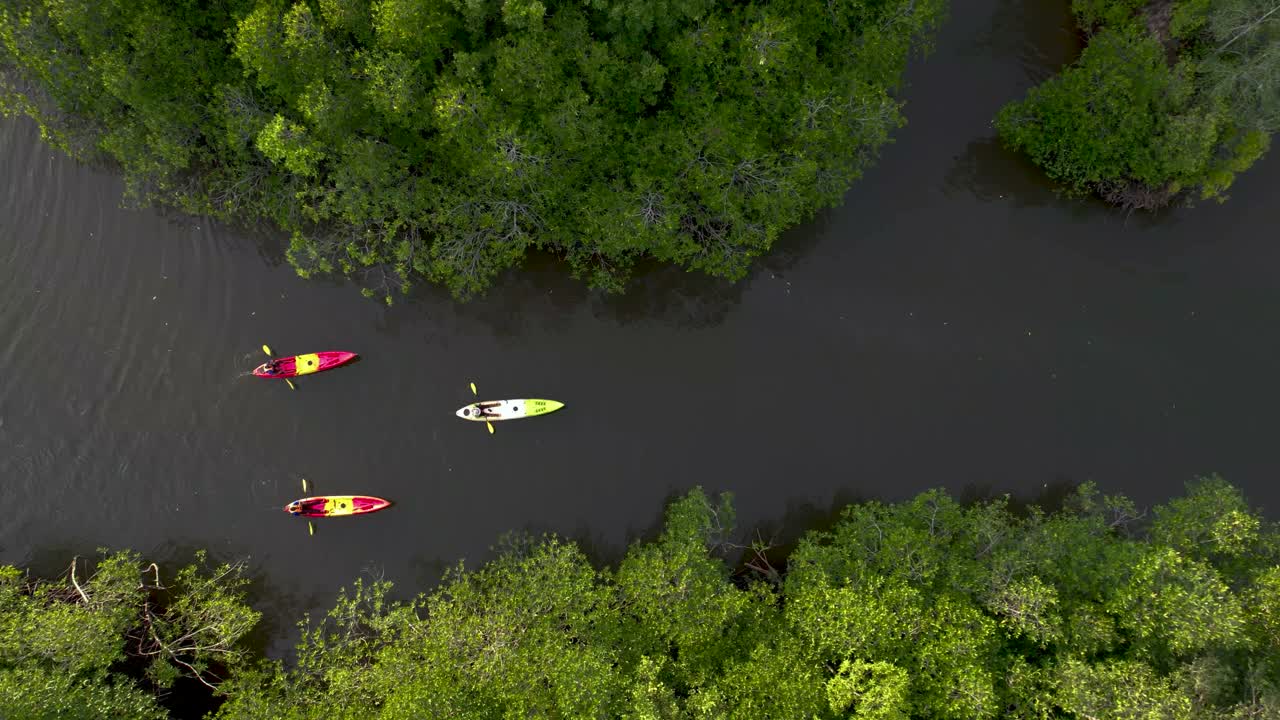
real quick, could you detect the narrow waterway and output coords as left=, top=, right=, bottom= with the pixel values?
left=2, top=0, right=1277, bottom=645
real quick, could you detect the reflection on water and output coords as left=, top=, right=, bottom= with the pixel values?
left=968, top=0, right=1082, bottom=84
left=943, top=137, right=1064, bottom=206
left=583, top=201, right=837, bottom=329
left=591, top=262, right=745, bottom=329
left=379, top=221, right=831, bottom=334
left=942, top=138, right=1205, bottom=232
left=956, top=477, right=1083, bottom=515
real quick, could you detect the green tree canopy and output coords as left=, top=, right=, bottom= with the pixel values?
left=202, top=477, right=1280, bottom=720
left=0, top=551, right=259, bottom=720
left=4, top=479, right=1278, bottom=718
left=995, top=0, right=1276, bottom=210
left=0, top=0, right=944, bottom=301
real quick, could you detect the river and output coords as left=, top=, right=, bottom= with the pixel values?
left=2, top=0, right=1278, bottom=646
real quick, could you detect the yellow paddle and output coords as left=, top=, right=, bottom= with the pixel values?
left=302, top=478, right=313, bottom=536
left=470, top=382, right=494, bottom=434
left=261, top=345, right=296, bottom=390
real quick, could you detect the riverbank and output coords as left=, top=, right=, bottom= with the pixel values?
left=995, top=0, right=1276, bottom=210
left=0, top=0, right=945, bottom=300
left=3, top=481, right=1276, bottom=719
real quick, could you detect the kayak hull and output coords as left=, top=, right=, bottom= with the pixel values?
left=456, top=399, right=564, bottom=422
left=254, top=351, right=357, bottom=379
left=284, top=495, right=391, bottom=518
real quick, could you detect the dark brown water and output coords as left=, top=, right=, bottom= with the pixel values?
left=2, top=0, right=1278, bottom=643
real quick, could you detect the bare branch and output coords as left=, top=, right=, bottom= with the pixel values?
left=69, top=558, right=90, bottom=605
left=1214, top=2, right=1280, bottom=55
left=139, top=562, right=163, bottom=591
left=635, top=192, right=666, bottom=227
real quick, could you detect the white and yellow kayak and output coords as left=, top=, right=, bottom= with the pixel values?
left=455, top=399, right=564, bottom=422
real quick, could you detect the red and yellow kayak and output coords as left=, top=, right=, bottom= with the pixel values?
left=285, top=496, right=391, bottom=518
left=254, top=351, right=357, bottom=379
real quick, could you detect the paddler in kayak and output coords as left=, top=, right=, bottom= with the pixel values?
left=261, top=360, right=281, bottom=376
left=287, top=498, right=327, bottom=516
left=473, top=402, right=498, bottom=418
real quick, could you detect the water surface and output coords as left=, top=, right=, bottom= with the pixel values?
left=1, top=0, right=1277, bottom=643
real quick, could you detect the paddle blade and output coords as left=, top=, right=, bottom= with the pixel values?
left=262, top=345, right=273, bottom=357
left=301, top=478, right=308, bottom=493
left=286, top=379, right=296, bottom=391
left=469, top=382, right=477, bottom=395
left=308, top=521, right=314, bottom=537
left=486, top=421, right=495, bottom=434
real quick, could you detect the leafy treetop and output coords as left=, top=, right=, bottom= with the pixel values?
left=0, top=0, right=945, bottom=301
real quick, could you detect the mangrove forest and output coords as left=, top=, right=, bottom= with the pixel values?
left=0, top=0, right=944, bottom=300
left=2, top=479, right=1277, bottom=719
left=995, top=0, right=1277, bottom=210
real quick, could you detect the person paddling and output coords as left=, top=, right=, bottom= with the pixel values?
left=288, top=499, right=327, bottom=516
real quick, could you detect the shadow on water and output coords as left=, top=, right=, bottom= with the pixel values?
left=223, top=221, right=291, bottom=269
left=575, top=200, right=839, bottom=330
left=126, top=188, right=294, bottom=270
left=942, top=136, right=1193, bottom=235
left=956, top=476, right=1084, bottom=517
left=581, top=204, right=832, bottom=329
left=967, top=0, right=1083, bottom=84
left=451, top=499, right=674, bottom=576
left=407, top=551, right=455, bottom=591
left=590, top=261, right=745, bottom=330
left=757, top=202, right=838, bottom=275
left=455, top=483, right=787, bottom=574
left=943, top=136, right=1066, bottom=208
left=400, top=522, right=629, bottom=595
left=334, top=168, right=839, bottom=337
left=378, top=250, right=590, bottom=339
left=375, top=217, right=833, bottom=337
left=727, top=490, right=874, bottom=579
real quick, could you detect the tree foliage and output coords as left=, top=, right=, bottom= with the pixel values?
left=5, top=479, right=1278, bottom=719
left=1195, top=0, right=1280, bottom=134
left=0, top=551, right=259, bottom=720
left=210, top=478, right=1277, bottom=719
left=995, top=0, right=1277, bottom=210
left=0, top=0, right=944, bottom=301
